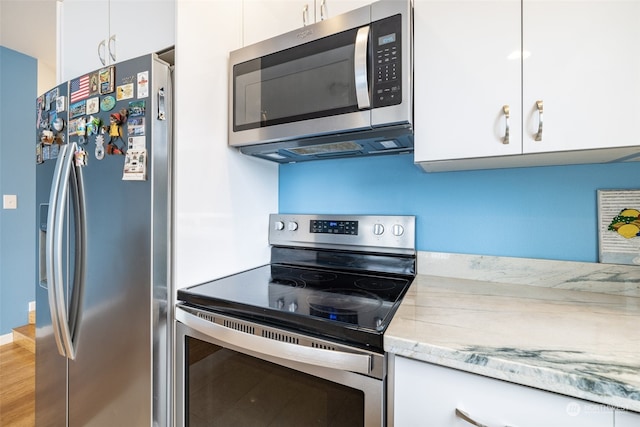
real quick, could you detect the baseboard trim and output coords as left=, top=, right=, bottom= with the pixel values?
left=0, top=333, right=13, bottom=346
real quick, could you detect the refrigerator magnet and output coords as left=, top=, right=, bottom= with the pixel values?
left=137, top=71, right=149, bottom=99
left=117, top=83, right=134, bottom=101
left=75, top=148, right=88, bottom=167
left=89, top=72, right=100, bottom=97
left=56, top=96, right=66, bottom=113
left=86, top=97, right=99, bottom=115
left=95, top=135, right=105, bottom=160
left=100, top=96, right=116, bottom=112
left=69, top=101, right=86, bottom=118
left=127, top=136, right=145, bottom=151
left=128, top=100, right=145, bottom=117
left=122, top=149, right=147, bottom=181
left=99, top=66, right=115, bottom=95
left=127, top=117, right=145, bottom=136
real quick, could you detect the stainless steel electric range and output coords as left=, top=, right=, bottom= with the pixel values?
left=175, top=214, right=415, bottom=427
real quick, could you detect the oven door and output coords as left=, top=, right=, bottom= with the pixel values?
left=175, top=306, right=385, bottom=427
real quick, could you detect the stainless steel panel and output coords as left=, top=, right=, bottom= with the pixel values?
left=269, top=214, right=416, bottom=255
left=176, top=312, right=385, bottom=427
left=371, top=0, right=413, bottom=129
left=227, top=0, right=413, bottom=162
left=36, top=54, right=172, bottom=427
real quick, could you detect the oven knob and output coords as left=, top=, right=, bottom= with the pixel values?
left=276, top=298, right=285, bottom=310
left=287, top=221, right=298, bottom=231
left=274, top=221, right=285, bottom=231
left=288, top=301, right=298, bottom=312
left=373, top=223, right=385, bottom=235
left=392, top=224, right=405, bottom=236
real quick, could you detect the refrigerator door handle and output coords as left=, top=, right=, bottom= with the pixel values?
left=46, top=142, right=85, bottom=360
left=66, top=154, right=86, bottom=360
left=46, top=143, right=70, bottom=357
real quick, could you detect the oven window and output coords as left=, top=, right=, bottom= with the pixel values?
left=185, top=337, right=365, bottom=427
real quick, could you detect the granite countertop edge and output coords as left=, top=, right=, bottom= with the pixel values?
left=383, top=252, right=640, bottom=413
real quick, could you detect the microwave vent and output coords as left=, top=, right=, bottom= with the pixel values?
left=285, top=141, right=363, bottom=156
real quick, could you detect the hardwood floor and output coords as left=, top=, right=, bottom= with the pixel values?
left=0, top=342, right=35, bottom=426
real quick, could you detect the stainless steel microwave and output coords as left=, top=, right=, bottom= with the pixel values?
left=228, top=0, right=413, bottom=163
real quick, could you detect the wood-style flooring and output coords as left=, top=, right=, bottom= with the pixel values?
left=0, top=342, right=35, bottom=426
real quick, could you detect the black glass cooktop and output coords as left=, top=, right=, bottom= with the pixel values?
left=177, top=264, right=414, bottom=352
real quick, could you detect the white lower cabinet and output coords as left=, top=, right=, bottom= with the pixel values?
left=616, top=409, right=640, bottom=427
left=392, top=356, right=614, bottom=427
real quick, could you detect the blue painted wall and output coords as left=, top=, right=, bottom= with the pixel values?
left=279, top=153, right=640, bottom=262
left=0, top=46, right=37, bottom=335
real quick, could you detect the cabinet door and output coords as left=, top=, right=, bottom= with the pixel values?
left=522, top=0, right=640, bottom=154
left=243, top=0, right=314, bottom=46
left=393, top=357, right=614, bottom=427
left=315, top=0, right=369, bottom=21
left=616, top=410, right=640, bottom=427
left=413, top=0, right=522, bottom=163
left=59, top=0, right=110, bottom=82
left=109, top=0, right=175, bottom=64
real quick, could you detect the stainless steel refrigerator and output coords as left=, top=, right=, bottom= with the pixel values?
left=35, top=53, right=172, bottom=426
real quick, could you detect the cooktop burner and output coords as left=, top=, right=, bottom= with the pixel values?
left=178, top=264, right=413, bottom=352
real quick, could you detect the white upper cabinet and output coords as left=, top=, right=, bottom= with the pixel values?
left=315, top=0, right=370, bottom=21
left=59, top=0, right=175, bottom=81
left=108, top=0, right=175, bottom=66
left=413, top=0, right=522, bottom=162
left=242, top=0, right=370, bottom=47
left=522, top=0, right=640, bottom=154
left=243, top=0, right=313, bottom=46
left=414, top=0, right=640, bottom=171
left=59, top=0, right=109, bottom=81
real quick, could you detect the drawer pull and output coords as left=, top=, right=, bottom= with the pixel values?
left=456, top=408, right=489, bottom=427
left=455, top=408, right=517, bottom=427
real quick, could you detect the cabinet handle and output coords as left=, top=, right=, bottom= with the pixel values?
left=303, top=4, right=309, bottom=26
left=502, top=105, right=510, bottom=144
left=108, top=34, right=116, bottom=63
left=455, top=408, right=518, bottom=427
left=98, top=40, right=106, bottom=66
left=320, top=0, right=327, bottom=20
left=456, top=409, right=490, bottom=427
left=535, top=100, right=543, bottom=141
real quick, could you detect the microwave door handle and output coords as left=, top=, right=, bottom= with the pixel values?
left=354, top=25, right=371, bottom=109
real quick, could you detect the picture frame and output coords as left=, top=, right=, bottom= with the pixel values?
left=598, top=189, right=640, bottom=265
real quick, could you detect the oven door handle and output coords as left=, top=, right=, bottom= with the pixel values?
left=176, top=308, right=373, bottom=375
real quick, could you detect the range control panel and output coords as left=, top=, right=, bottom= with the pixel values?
left=269, top=214, right=415, bottom=254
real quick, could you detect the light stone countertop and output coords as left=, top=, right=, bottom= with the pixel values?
left=384, top=252, right=640, bottom=412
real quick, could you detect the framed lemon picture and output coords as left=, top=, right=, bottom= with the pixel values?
left=598, top=189, right=640, bottom=265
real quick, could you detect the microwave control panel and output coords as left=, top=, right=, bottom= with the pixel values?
left=371, top=14, right=402, bottom=108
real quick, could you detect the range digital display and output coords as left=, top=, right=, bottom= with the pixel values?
left=310, top=220, right=358, bottom=235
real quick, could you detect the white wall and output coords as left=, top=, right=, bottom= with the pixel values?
left=174, top=0, right=279, bottom=290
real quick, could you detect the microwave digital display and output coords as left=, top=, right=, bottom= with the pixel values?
left=379, top=33, right=396, bottom=46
